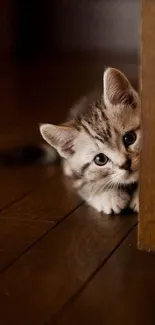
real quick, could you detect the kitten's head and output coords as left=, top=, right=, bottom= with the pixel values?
left=40, top=68, right=141, bottom=195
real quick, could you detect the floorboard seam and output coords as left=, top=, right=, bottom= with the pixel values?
left=0, top=175, right=52, bottom=216
left=0, top=201, right=83, bottom=274
left=51, top=221, right=138, bottom=325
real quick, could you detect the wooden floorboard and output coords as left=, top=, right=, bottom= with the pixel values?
left=0, top=165, right=80, bottom=222
left=55, top=228, right=155, bottom=325
left=0, top=55, right=140, bottom=325
left=0, top=165, right=51, bottom=211
left=0, top=206, right=136, bottom=325
left=0, top=218, right=52, bottom=273
left=0, top=165, right=81, bottom=272
left=0, top=56, right=105, bottom=210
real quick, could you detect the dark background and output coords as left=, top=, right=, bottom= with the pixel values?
left=0, top=0, right=140, bottom=142
left=0, top=0, right=139, bottom=62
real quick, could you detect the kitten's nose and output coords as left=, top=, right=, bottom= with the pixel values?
left=120, top=158, right=131, bottom=170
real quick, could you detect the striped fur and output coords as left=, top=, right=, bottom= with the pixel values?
left=40, top=68, right=141, bottom=214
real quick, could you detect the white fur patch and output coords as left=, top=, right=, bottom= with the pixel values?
left=87, top=189, right=130, bottom=215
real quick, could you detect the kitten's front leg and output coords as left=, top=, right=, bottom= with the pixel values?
left=129, top=187, right=139, bottom=213
left=89, top=189, right=130, bottom=215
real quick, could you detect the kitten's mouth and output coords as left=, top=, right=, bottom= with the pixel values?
left=124, top=169, right=139, bottom=183
left=129, top=168, right=138, bottom=175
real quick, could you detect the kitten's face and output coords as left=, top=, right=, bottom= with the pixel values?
left=69, top=108, right=141, bottom=190
left=40, top=68, right=141, bottom=194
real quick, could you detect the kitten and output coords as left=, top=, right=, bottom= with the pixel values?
left=39, top=68, right=141, bottom=214
left=0, top=68, right=141, bottom=214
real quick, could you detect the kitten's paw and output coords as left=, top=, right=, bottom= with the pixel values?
left=90, top=191, right=130, bottom=215
left=102, top=199, right=121, bottom=215
left=130, top=192, right=139, bottom=213
left=102, top=191, right=129, bottom=214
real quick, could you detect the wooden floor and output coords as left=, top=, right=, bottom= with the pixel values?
left=0, top=55, right=155, bottom=325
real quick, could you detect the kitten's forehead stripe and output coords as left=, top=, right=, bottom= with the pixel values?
left=80, top=121, right=95, bottom=139
left=77, top=98, right=112, bottom=144
left=81, top=119, right=111, bottom=144
left=94, top=136, right=105, bottom=145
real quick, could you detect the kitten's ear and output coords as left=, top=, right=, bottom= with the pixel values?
left=103, top=68, right=138, bottom=108
left=40, top=123, right=78, bottom=158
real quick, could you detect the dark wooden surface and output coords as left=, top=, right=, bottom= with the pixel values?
left=138, top=0, right=155, bottom=251
left=56, top=229, right=155, bottom=325
left=0, top=55, right=154, bottom=325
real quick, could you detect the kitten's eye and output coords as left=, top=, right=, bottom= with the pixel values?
left=123, top=131, right=136, bottom=146
left=94, top=153, right=108, bottom=166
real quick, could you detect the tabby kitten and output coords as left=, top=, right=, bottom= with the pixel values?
left=40, top=68, right=141, bottom=214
